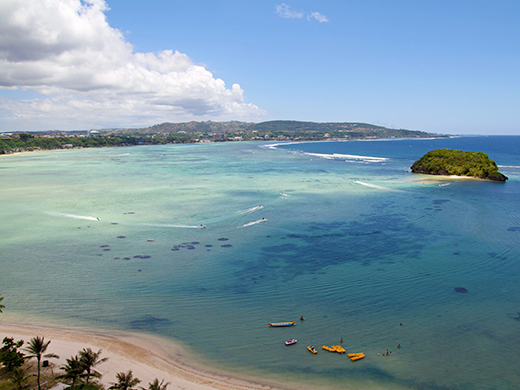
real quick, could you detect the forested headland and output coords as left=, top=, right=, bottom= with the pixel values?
left=1, top=120, right=444, bottom=155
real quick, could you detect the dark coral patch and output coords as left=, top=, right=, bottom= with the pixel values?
left=221, top=244, right=233, bottom=248
left=454, top=287, right=468, bottom=293
left=218, top=237, right=229, bottom=241
left=117, top=236, right=126, bottom=239
left=507, top=227, right=520, bottom=232
left=129, top=315, right=171, bottom=330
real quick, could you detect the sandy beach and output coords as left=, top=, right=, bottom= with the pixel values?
left=0, top=321, right=296, bottom=390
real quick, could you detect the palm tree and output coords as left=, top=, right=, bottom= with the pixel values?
left=143, top=378, right=170, bottom=390
left=0, top=294, right=5, bottom=313
left=109, top=370, right=141, bottom=390
left=78, top=348, right=108, bottom=390
left=57, top=355, right=85, bottom=389
left=23, top=336, right=59, bottom=390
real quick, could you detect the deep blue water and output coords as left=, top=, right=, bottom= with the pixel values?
left=1, top=136, right=520, bottom=390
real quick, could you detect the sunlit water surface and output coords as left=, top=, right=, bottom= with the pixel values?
left=1, top=137, right=520, bottom=390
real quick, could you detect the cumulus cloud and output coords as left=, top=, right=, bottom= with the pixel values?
left=308, top=12, right=329, bottom=23
left=274, top=3, right=304, bottom=19
left=0, top=0, right=265, bottom=130
left=275, top=3, right=328, bottom=22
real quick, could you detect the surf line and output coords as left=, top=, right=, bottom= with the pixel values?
left=242, top=218, right=268, bottom=227
left=44, top=211, right=99, bottom=221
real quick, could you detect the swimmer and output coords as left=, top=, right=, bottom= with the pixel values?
left=96, top=217, right=100, bottom=221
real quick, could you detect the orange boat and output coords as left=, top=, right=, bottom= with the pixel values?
left=348, top=353, right=365, bottom=361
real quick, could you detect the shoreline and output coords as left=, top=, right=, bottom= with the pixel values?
left=0, top=320, right=301, bottom=390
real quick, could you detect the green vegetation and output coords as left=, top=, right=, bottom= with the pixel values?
left=411, top=149, right=508, bottom=181
left=109, top=370, right=140, bottom=390
left=79, top=348, right=108, bottom=390
left=24, top=336, right=60, bottom=390
left=0, top=338, right=25, bottom=372
left=1, top=120, right=444, bottom=155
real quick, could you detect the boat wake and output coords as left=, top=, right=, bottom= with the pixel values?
left=353, top=180, right=402, bottom=192
left=236, top=205, right=263, bottom=215
left=121, top=222, right=205, bottom=229
left=44, top=211, right=99, bottom=221
left=242, top=218, right=267, bottom=227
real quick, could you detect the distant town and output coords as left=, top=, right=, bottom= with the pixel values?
left=1, top=120, right=446, bottom=154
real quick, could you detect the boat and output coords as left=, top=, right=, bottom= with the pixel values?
left=147, top=238, right=154, bottom=242
left=285, top=339, right=297, bottom=345
left=348, top=353, right=365, bottom=361
left=268, top=322, right=295, bottom=327
left=322, top=345, right=346, bottom=353
left=331, top=345, right=346, bottom=353
left=307, top=345, right=317, bottom=354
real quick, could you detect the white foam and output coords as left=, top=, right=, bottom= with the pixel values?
left=352, top=180, right=402, bottom=192
left=44, top=211, right=99, bottom=221
left=236, top=205, right=263, bottom=215
left=242, top=218, right=267, bottom=227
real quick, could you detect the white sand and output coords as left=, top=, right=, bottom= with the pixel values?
left=0, top=322, right=295, bottom=390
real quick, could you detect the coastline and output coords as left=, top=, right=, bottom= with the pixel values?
left=0, top=320, right=301, bottom=390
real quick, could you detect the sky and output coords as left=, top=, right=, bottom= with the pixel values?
left=1, top=0, right=519, bottom=135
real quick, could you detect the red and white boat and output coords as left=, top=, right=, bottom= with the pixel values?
left=284, top=339, right=297, bottom=346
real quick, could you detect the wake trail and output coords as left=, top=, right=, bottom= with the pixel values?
left=241, top=218, right=268, bottom=228
left=44, top=211, right=99, bottom=221
left=235, top=205, right=263, bottom=215
left=353, top=180, right=404, bottom=192
left=118, top=222, right=205, bottom=229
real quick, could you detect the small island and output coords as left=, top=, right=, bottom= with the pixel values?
left=411, top=149, right=508, bottom=182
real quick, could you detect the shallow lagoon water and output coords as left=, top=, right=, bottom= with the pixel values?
left=1, top=137, right=520, bottom=389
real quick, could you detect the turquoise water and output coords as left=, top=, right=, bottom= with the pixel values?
left=1, top=137, right=520, bottom=389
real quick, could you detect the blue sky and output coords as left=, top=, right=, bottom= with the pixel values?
left=1, top=0, right=519, bottom=134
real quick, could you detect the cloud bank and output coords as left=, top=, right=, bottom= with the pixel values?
left=0, top=0, right=264, bottom=130
left=275, top=3, right=328, bottom=22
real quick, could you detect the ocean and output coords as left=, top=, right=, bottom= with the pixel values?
left=1, top=136, right=520, bottom=389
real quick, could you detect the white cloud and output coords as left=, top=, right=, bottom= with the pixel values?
left=0, top=0, right=265, bottom=130
left=275, top=3, right=304, bottom=19
left=308, top=12, right=329, bottom=23
left=275, top=3, right=328, bottom=22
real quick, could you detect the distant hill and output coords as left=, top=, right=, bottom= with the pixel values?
left=1, top=120, right=445, bottom=155
left=108, top=120, right=440, bottom=140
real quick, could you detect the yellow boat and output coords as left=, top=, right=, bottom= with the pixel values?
left=307, top=346, right=318, bottom=354
left=331, top=345, right=346, bottom=353
left=348, top=353, right=365, bottom=361
left=322, top=345, right=346, bottom=353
